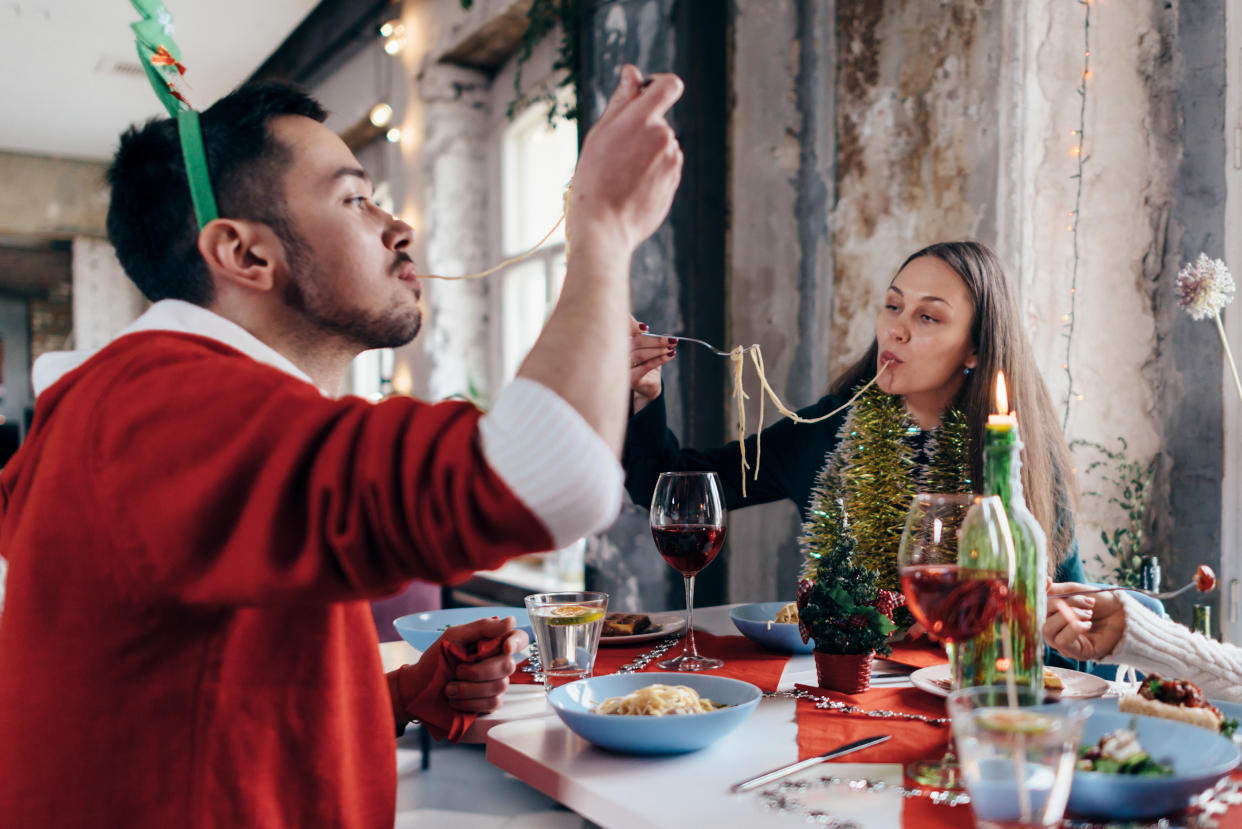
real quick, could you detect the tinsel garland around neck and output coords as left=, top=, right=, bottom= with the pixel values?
left=799, top=386, right=971, bottom=592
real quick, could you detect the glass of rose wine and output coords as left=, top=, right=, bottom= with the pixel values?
left=650, top=471, right=726, bottom=671
left=898, top=493, right=1016, bottom=789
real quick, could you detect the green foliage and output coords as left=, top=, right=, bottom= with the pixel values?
left=1071, top=437, right=1153, bottom=589
left=796, top=534, right=899, bottom=656
left=459, top=0, right=581, bottom=125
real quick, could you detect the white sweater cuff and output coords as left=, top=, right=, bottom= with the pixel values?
left=1109, top=592, right=1242, bottom=702
left=477, top=378, right=623, bottom=549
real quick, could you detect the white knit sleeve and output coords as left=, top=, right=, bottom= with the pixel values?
left=476, top=378, right=623, bottom=549
left=1107, top=592, right=1242, bottom=702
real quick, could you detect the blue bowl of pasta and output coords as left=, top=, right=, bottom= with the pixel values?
left=730, top=601, right=815, bottom=654
left=547, top=672, right=762, bottom=754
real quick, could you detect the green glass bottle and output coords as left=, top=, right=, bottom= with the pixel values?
left=957, top=412, right=1047, bottom=693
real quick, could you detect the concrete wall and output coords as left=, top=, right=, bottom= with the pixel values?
left=0, top=152, right=108, bottom=239
left=727, top=0, right=837, bottom=601
left=71, top=237, right=146, bottom=353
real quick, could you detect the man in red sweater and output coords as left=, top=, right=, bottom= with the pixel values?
left=0, top=68, right=683, bottom=827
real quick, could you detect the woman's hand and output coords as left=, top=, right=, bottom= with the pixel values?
left=630, top=317, right=676, bottom=413
left=1044, top=581, right=1126, bottom=662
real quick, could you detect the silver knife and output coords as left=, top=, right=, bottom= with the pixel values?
left=730, top=735, right=891, bottom=793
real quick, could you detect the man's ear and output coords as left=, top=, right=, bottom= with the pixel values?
left=197, top=219, right=286, bottom=294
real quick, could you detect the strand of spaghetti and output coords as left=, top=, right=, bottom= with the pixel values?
left=750, top=346, right=887, bottom=425
left=728, top=344, right=888, bottom=495
left=421, top=212, right=565, bottom=280
left=729, top=346, right=756, bottom=496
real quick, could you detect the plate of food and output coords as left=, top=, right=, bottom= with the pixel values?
left=909, top=664, right=1111, bottom=699
left=393, top=606, right=532, bottom=652
left=547, top=671, right=762, bottom=754
left=729, top=601, right=814, bottom=654
left=598, top=611, right=685, bottom=646
left=1068, top=679, right=1242, bottom=821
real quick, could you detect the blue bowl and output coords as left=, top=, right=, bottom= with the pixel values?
left=393, top=606, right=532, bottom=651
left=1068, top=704, right=1241, bottom=820
left=547, top=672, right=762, bottom=754
left=730, top=601, right=814, bottom=654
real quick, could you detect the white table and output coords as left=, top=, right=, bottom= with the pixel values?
left=483, top=605, right=920, bottom=829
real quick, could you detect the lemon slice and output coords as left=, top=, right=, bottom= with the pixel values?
left=543, top=605, right=605, bottom=626
left=977, top=709, right=1056, bottom=735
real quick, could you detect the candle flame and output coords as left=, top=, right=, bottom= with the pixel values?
left=994, top=371, right=1009, bottom=415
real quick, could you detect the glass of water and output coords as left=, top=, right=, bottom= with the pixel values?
left=947, top=686, right=1087, bottom=829
left=524, top=591, right=608, bottom=691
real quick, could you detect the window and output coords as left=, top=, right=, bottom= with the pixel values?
left=497, top=99, right=578, bottom=382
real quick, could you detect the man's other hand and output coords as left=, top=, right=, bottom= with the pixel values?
left=438, top=616, right=530, bottom=714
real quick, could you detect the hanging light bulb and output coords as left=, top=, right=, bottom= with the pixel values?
left=384, top=37, right=406, bottom=55
left=379, top=20, right=403, bottom=38
left=386, top=128, right=402, bottom=143
left=369, top=103, right=393, bottom=128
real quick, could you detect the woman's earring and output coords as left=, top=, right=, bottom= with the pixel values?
left=963, top=366, right=973, bottom=375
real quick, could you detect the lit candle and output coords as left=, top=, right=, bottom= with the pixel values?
left=986, top=371, right=1018, bottom=433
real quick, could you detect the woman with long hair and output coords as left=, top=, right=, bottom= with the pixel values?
left=624, top=240, right=1085, bottom=587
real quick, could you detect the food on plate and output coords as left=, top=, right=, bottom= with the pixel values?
left=773, top=602, right=799, bottom=623
left=595, top=683, right=725, bottom=716
left=1195, top=564, right=1217, bottom=593
left=1118, top=674, right=1238, bottom=736
left=934, top=667, right=1065, bottom=694
left=1042, top=667, right=1064, bottom=691
left=601, top=612, right=653, bottom=638
left=1076, top=726, right=1172, bottom=775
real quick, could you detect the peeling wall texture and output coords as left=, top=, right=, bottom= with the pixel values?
left=830, top=0, right=1001, bottom=376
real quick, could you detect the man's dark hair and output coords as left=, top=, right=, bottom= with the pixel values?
left=106, top=82, right=327, bottom=305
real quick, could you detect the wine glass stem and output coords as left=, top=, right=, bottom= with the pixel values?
left=681, top=574, right=698, bottom=658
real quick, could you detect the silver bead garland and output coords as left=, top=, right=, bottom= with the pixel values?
left=521, top=635, right=681, bottom=684
left=763, top=688, right=951, bottom=726
left=755, top=773, right=970, bottom=826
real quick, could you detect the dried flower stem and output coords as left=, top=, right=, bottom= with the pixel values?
left=1214, top=313, right=1242, bottom=405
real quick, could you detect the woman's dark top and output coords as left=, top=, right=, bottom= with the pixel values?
left=622, top=391, right=1086, bottom=583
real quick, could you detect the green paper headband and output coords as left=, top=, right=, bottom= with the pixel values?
left=128, top=0, right=219, bottom=228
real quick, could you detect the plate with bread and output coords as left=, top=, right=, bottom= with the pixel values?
left=598, top=611, right=686, bottom=646
left=909, top=663, right=1111, bottom=699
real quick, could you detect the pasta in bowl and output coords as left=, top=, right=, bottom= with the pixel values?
left=547, top=672, right=762, bottom=754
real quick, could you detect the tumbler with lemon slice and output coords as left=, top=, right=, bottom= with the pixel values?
left=525, top=591, right=609, bottom=691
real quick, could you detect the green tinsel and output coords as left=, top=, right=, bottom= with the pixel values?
left=800, top=387, right=971, bottom=593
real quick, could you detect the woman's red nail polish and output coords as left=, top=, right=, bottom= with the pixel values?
left=639, top=323, right=649, bottom=331
left=668, top=337, right=678, bottom=345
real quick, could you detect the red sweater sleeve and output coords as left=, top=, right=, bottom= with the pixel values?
left=74, top=334, right=554, bottom=605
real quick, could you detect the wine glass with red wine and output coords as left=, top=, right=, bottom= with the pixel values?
left=650, top=471, right=726, bottom=671
left=897, top=493, right=1016, bottom=788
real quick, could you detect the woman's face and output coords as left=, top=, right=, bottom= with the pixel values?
left=874, top=255, right=978, bottom=402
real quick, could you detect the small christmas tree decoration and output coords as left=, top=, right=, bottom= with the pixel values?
left=1176, top=253, right=1242, bottom=406
left=796, top=534, right=904, bottom=693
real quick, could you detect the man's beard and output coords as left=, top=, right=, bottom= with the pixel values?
left=280, top=231, right=421, bottom=350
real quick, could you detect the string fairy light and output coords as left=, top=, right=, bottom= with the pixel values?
left=1062, top=0, right=1091, bottom=429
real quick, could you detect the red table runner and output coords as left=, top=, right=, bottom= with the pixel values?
left=513, top=630, right=791, bottom=692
